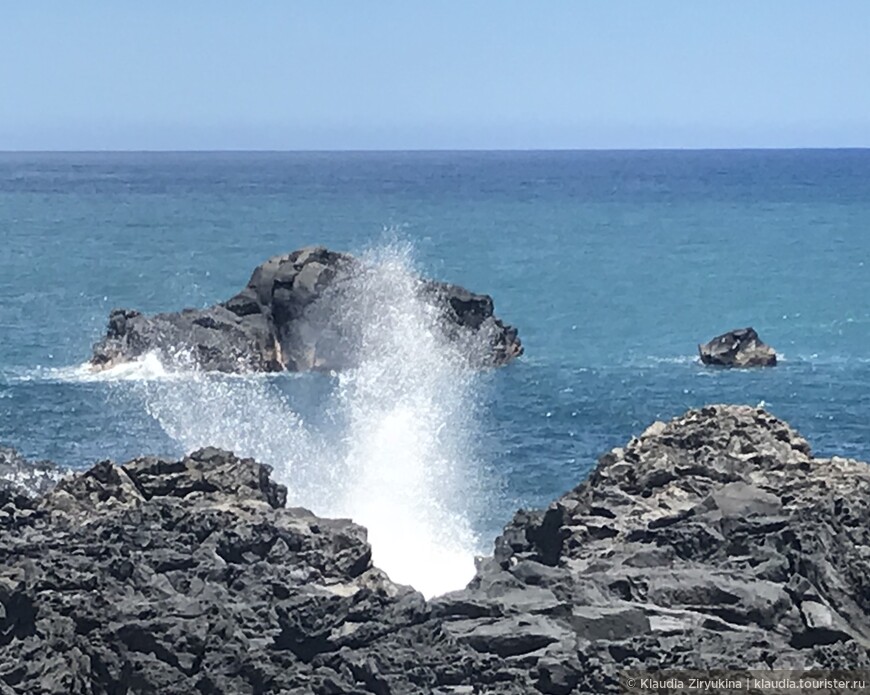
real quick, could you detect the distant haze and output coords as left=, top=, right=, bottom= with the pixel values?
left=2, top=1, right=869, bottom=150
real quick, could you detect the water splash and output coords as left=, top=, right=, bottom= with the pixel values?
left=324, top=243, right=484, bottom=595
left=11, top=352, right=172, bottom=383
left=110, top=242, right=488, bottom=597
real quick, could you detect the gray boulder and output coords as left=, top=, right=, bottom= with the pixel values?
left=91, top=246, right=523, bottom=373
left=698, top=327, right=777, bottom=367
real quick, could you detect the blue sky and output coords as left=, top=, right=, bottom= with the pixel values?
left=2, top=2, right=869, bottom=149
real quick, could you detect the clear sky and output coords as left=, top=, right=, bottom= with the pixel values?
left=2, top=1, right=870, bottom=150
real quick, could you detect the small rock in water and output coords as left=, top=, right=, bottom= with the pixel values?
left=698, top=326, right=777, bottom=367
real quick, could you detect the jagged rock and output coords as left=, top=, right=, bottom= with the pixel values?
left=485, top=405, right=870, bottom=691
left=0, top=448, right=532, bottom=694
left=698, top=327, right=777, bottom=367
left=91, top=246, right=522, bottom=373
left=2, top=406, right=869, bottom=693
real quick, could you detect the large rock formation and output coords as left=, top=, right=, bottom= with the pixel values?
left=698, top=327, right=777, bottom=367
left=91, top=247, right=523, bottom=373
left=443, top=405, right=870, bottom=692
left=2, top=406, right=869, bottom=693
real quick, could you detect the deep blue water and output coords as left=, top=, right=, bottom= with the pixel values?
left=2, top=150, right=870, bottom=567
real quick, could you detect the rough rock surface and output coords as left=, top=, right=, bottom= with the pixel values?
left=0, top=448, right=531, bottom=694
left=698, top=327, right=777, bottom=367
left=91, top=246, right=523, bottom=373
left=2, top=406, right=869, bottom=693
left=452, top=405, right=870, bottom=693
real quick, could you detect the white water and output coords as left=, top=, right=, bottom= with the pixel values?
left=68, top=243, right=487, bottom=597
left=323, top=245, right=484, bottom=595
left=16, top=351, right=172, bottom=383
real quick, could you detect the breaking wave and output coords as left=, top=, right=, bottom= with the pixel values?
left=86, top=242, right=490, bottom=597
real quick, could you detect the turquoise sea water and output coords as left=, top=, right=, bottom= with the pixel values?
left=2, top=150, right=869, bottom=591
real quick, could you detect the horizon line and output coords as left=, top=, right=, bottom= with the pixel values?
left=2, top=146, right=870, bottom=154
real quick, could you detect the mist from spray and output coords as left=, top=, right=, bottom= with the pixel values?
left=127, top=242, right=489, bottom=597
left=325, top=244, right=483, bottom=593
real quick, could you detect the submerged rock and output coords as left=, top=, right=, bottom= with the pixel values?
left=91, top=246, right=523, bottom=373
left=698, top=327, right=777, bottom=367
left=2, top=406, right=869, bottom=693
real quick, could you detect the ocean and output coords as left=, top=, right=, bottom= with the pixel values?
left=2, top=150, right=869, bottom=596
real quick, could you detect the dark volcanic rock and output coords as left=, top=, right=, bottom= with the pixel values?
left=472, top=405, right=870, bottom=692
left=0, top=448, right=532, bottom=694
left=3, top=406, right=869, bottom=693
left=91, top=246, right=523, bottom=373
left=698, top=327, right=777, bottom=367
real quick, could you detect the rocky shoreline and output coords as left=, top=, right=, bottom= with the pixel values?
left=2, top=405, right=869, bottom=693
